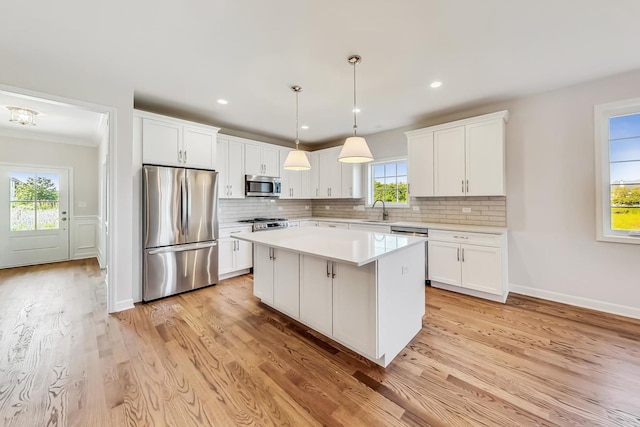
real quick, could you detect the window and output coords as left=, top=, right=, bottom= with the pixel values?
left=368, top=159, right=408, bottom=205
left=595, top=98, right=640, bottom=244
left=10, top=172, right=60, bottom=231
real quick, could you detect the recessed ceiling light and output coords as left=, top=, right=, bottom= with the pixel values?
left=301, top=125, right=309, bottom=130
left=352, top=108, right=361, bottom=113
left=217, top=99, right=228, bottom=105
left=430, top=81, right=442, bottom=88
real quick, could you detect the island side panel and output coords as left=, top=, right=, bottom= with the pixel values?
left=253, top=244, right=274, bottom=304
left=377, top=243, right=426, bottom=366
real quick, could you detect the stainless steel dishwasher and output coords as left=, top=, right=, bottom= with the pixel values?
left=390, top=226, right=429, bottom=283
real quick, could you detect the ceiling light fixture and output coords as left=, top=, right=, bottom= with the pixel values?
left=7, top=106, right=38, bottom=126
left=339, top=55, right=373, bottom=163
left=430, top=81, right=442, bottom=88
left=352, top=108, right=361, bottom=113
left=301, top=125, right=309, bottom=130
left=283, top=86, right=311, bottom=171
left=217, top=99, right=228, bottom=105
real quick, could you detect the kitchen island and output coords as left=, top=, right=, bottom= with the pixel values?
left=234, top=227, right=427, bottom=367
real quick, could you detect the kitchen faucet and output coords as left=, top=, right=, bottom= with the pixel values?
left=372, top=199, right=389, bottom=221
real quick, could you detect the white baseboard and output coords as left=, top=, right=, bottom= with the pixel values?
left=113, top=298, right=135, bottom=313
left=509, top=283, right=640, bottom=320
left=431, top=281, right=508, bottom=303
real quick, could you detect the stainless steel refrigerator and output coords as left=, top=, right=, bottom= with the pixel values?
left=142, top=165, right=219, bottom=301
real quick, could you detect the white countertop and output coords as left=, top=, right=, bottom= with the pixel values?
left=233, top=227, right=427, bottom=266
left=289, top=217, right=507, bottom=234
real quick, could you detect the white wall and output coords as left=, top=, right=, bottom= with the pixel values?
left=352, top=70, right=640, bottom=318
left=0, top=136, right=99, bottom=215
left=0, top=59, right=136, bottom=312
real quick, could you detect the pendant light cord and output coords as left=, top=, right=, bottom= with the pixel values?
left=353, top=60, right=358, bottom=136
left=295, top=89, right=300, bottom=147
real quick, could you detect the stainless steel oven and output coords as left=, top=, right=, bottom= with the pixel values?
left=390, top=226, right=429, bottom=282
left=245, top=175, right=281, bottom=197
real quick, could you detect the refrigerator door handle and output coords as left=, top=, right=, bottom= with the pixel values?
left=180, top=174, right=188, bottom=236
left=185, top=174, right=191, bottom=236
left=147, top=241, right=218, bottom=255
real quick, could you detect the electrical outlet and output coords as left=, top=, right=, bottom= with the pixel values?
left=325, top=205, right=330, bottom=210
left=412, top=206, right=420, bottom=212
left=462, top=207, right=471, bottom=213
left=358, top=205, right=365, bottom=211
left=402, top=265, right=409, bottom=275
left=277, top=206, right=283, bottom=211
left=304, top=205, right=310, bottom=210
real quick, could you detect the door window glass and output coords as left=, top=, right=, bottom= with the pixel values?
left=9, top=172, right=60, bottom=231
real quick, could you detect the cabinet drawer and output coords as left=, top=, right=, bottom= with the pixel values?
left=317, top=221, right=349, bottom=229
left=220, top=225, right=252, bottom=239
left=429, top=229, right=502, bottom=247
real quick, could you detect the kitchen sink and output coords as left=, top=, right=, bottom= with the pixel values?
left=362, top=220, right=395, bottom=224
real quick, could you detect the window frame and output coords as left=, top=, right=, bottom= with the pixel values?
left=366, top=156, right=409, bottom=207
left=594, top=97, right=640, bottom=245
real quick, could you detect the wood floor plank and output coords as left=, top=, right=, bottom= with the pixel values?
left=1, top=260, right=640, bottom=426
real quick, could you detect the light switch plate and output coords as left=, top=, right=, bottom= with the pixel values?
left=325, top=205, right=330, bottom=210
left=277, top=206, right=283, bottom=211
left=412, top=206, right=420, bottom=212
left=462, top=207, right=471, bottom=213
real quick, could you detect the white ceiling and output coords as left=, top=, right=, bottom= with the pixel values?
left=0, top=91, right=106, bottom=147
left=1, top=0, right=640, bottom=145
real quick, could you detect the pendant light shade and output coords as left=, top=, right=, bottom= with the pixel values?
left=339, top=55, right=373, bottom=163
left=283, top=86, right=311, bottom=171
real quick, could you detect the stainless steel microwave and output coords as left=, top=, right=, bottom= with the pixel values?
left=245, top=175, right=281, bottom=197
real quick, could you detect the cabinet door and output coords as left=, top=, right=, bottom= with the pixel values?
left=407, top=132, right=434, bottom=197
left=332, top=261, right=378, bottom=358
left=461, top=244, right=502, bottom=295
left=236, top=239, right=253, bottom=270
left=216, top=139, right=230, bottom=198
left=218, top=238, right=235, bottom=275
left=273, top=249, right=300, bottom=318
left=278, top=149, right=292, bottom=199
left=142, top=118, right=181, bottom=166
left=428, top=241, right=461, bottom=286
left=183, top=126, right=215, bottom=169
left=319, top=147, right=342, bottom=198
left=300, top=166, right=311, bottom=198
left=300, top=255, right=333, bottom=336
left=262, top=147, right=280, bottom=177
left=227, top=142, right=245, bottom=198
left=253, top=245, right=274, bottom=304
left=465, top=120, right=505, bottom=196
left=341, top=163, right=362, bottom=198
left=309, top=152, right=320, bottom=198
left=434, top=126, right=466, bottom=196
left=245, top=144, right=263, bottom=176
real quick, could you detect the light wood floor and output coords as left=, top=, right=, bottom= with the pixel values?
left=1, top=260, right=640, bottom=426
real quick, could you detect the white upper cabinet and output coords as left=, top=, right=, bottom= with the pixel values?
left=279, top=148, right=311, bottom=199
left=137, top=111, right=219, bottom=169
left=406, top=110, right=508, bottom=197
left=309, top=151, right=320, bottom=199
left=318, top=147, right=343, bottom=198
left=341, top=162, right=362, bottom=199
left=434, top=126, right=466, bottom=196
left=245, top=143, right=280, bottom=177
left=406, top=131, right=434, bottom=197
left=217, top=136, right=245, bottom=199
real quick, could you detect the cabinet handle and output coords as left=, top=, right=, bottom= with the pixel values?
left=184, top=150, right=187, bottom=163
left=269, top=247, right=273, bottom=260
left=457, top=247, right=460, bottom=261
left=462, top=248, right=465, bottom=262
left=466, top=180, right=469, bottom=193
left=178, top=150, right=183, bottom=162
left=332, top=262, right=336, bottom=279
left=271, top=248, right=276, bottom=261
left=316, top=188, right=319, bottom=197
left=461, top=179, right=464, bottom=193
left=350, top=187, right=352, bottom=196
left=327, top=261, right=330, bottom=278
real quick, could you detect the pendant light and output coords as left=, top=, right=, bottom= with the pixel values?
left=338, top=55, right=373, bottom=163
left=283, top=85, right=311, bottom=170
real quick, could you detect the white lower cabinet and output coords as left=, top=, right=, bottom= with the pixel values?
left=300, top=255, right=377, bottom=358
left=299, top=220, right=318, bottom=227
left=219, top=226, right=253, bottom=278
left=348, top=223, right=391, bottom=233
left=428, top=229, right=507, bottom=301
left=253, top=245, right=300, bottom=318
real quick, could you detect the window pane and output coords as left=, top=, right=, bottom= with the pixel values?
left=37, top=201, right=59, bottom=229
left=384, top=177, right=397, bottom=202
left=11, top=202, right=35, bottom=231
left=35, top=174, right=60, bottom=201
left=397, top=162, right=407, bottom=176
left=385, top=163, right=396, bottom=177
left=10, top=172, right=36, bottom=201
left=609, top=113, right=640, bottom=140
left=373, top=178, right=385, bottom=201
left=610, top=137, right=640, bottom=162
left=373, top=165, right=385, bottom=178
left=398, top=176, right=408, bottom=202
left=610, top=161, right=640, bottom=184
left=611, top=207, right=640, bottom=231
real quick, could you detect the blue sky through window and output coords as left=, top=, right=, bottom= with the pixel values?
left=609, top=113, right=640, bottom=184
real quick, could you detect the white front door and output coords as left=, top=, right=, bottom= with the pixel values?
left=0, top=165, right=70, bottom=268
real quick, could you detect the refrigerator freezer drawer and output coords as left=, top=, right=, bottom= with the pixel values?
left=143, top=242, right=218, bottom=301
